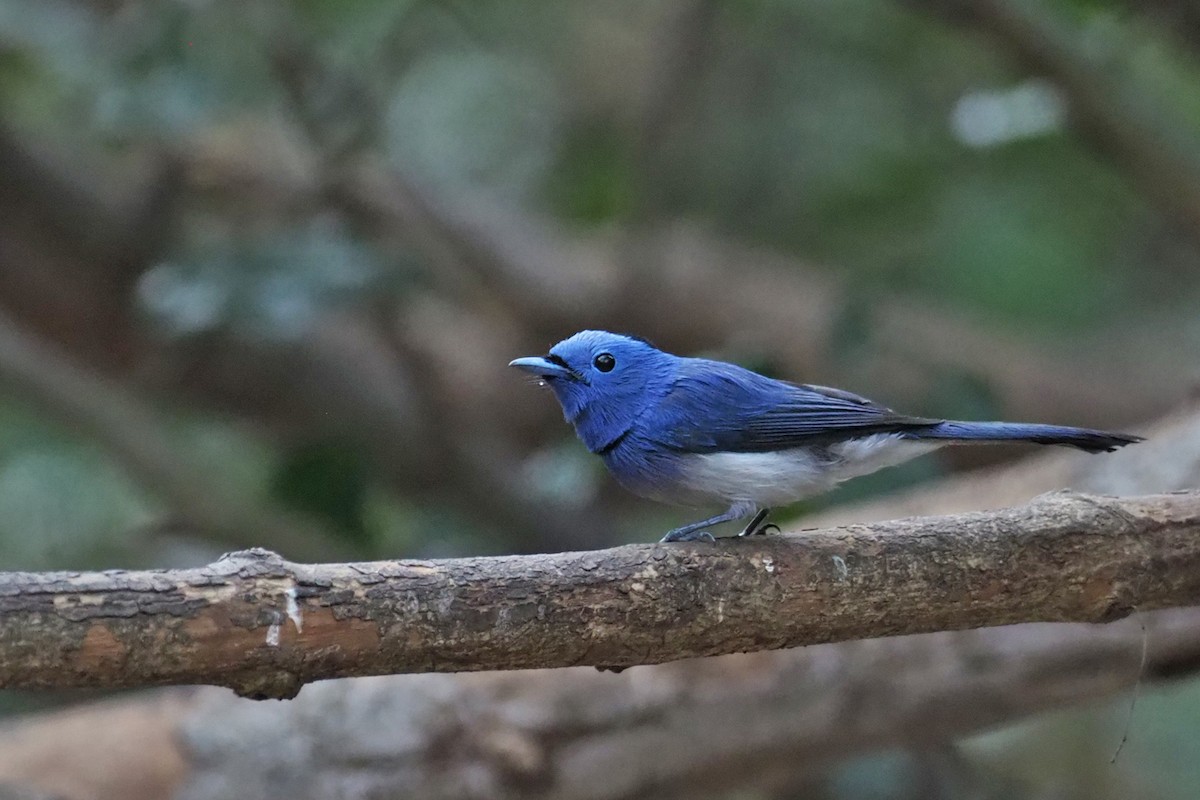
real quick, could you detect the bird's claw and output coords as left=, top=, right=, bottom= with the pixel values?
left=660, top=529, right=717, bottom=543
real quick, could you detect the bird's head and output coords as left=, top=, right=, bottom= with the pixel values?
left=510, top=330, right=675, bottom=452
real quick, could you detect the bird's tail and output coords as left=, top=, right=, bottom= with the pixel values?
left=907, top=420, right=1143, bottom=454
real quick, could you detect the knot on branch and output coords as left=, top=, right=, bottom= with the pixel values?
left=228, top=669, right=305, bottom=701
left=212, top=548, right=291, bottom=578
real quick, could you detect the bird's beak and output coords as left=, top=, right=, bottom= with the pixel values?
left=508, top=356, right=575, bottom=380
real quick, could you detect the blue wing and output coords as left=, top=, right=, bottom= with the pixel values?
left=642, top=359, right=941, bottom=454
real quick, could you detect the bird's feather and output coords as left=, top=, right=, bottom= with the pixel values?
left=643, top=359, right=942, bottom=453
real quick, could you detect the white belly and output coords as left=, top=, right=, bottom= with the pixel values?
left=672, top=434, right=942, bottom=507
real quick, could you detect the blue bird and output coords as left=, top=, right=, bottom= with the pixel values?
left=510, top=331, right=1143, bottom=542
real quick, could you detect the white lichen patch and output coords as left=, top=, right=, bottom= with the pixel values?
left=632, top=564, right=660, bottom=580
left=265, top=622, right=281, bottom=647
left=831, top=555, right=849, bottom=583
left=54, top=593, right=105, bottom=608
left=393, top=561, right=439, bottom=576
left=285, top=586, right=304, bottom=633
left=402, top=591, right=421, bottom=616
left=179, top=582, right=239, bottom=603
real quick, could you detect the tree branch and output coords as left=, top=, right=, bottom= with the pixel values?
left=2, top=491, right=1197, bottom=699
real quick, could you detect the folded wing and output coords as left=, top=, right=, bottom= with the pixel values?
left=645, top=359, right=941, bottom=454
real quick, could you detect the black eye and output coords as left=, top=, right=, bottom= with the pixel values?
left=593, top=353, right=615, bottom=372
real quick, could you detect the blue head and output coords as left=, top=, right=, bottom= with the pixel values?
left=510, top=331, right=677, bottom=453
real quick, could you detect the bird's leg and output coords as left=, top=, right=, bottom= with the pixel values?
left=660, top=502, right=756, bottom=543
left=738, top=508, right=773, bottom=537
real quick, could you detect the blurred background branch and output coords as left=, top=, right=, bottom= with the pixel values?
left=908, top=0, right=1200, bottom=239
left=0, top=307, right=340, bottom=561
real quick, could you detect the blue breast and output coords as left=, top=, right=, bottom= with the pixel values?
left=600, top=430, right=693, bottom=505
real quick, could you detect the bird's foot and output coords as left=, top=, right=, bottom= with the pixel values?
left=738, top=508, right=776, bottom=537
left=660, top=528, right=716, bottom=543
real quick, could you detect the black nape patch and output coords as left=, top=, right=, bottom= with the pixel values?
left=620, top=333, right=656, bottom=348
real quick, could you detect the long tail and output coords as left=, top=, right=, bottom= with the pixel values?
left=907, top=420, right=1144, bottom=454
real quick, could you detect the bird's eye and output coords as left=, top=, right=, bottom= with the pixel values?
left=593, top=353, right=616, bottom=372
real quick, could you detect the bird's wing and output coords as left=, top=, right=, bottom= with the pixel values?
left=644, top=359, right=941, bottom=454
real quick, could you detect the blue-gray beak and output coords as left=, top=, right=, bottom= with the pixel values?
left=509, top=356, right=575, bottom=380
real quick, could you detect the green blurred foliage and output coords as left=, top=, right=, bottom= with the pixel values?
left=819, top=679, right=1200, bottom=799
left=0, top=399, right=152, bottom=570
left=142, top=220, right=383, bottom=339
left=272, top=441, right=372, bottom=545
left=3, top=0, right=1196, bottom=339
left=0, top=0, right=1195, bottom=571
left=957, top=678, right=1200, bottom=800
left=545, top=121, right=636, bottom=224
left=385, top=48, right=562, bottom=195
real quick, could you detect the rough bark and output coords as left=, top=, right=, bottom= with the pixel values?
left=2, top=491, right=1198, bottom=699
